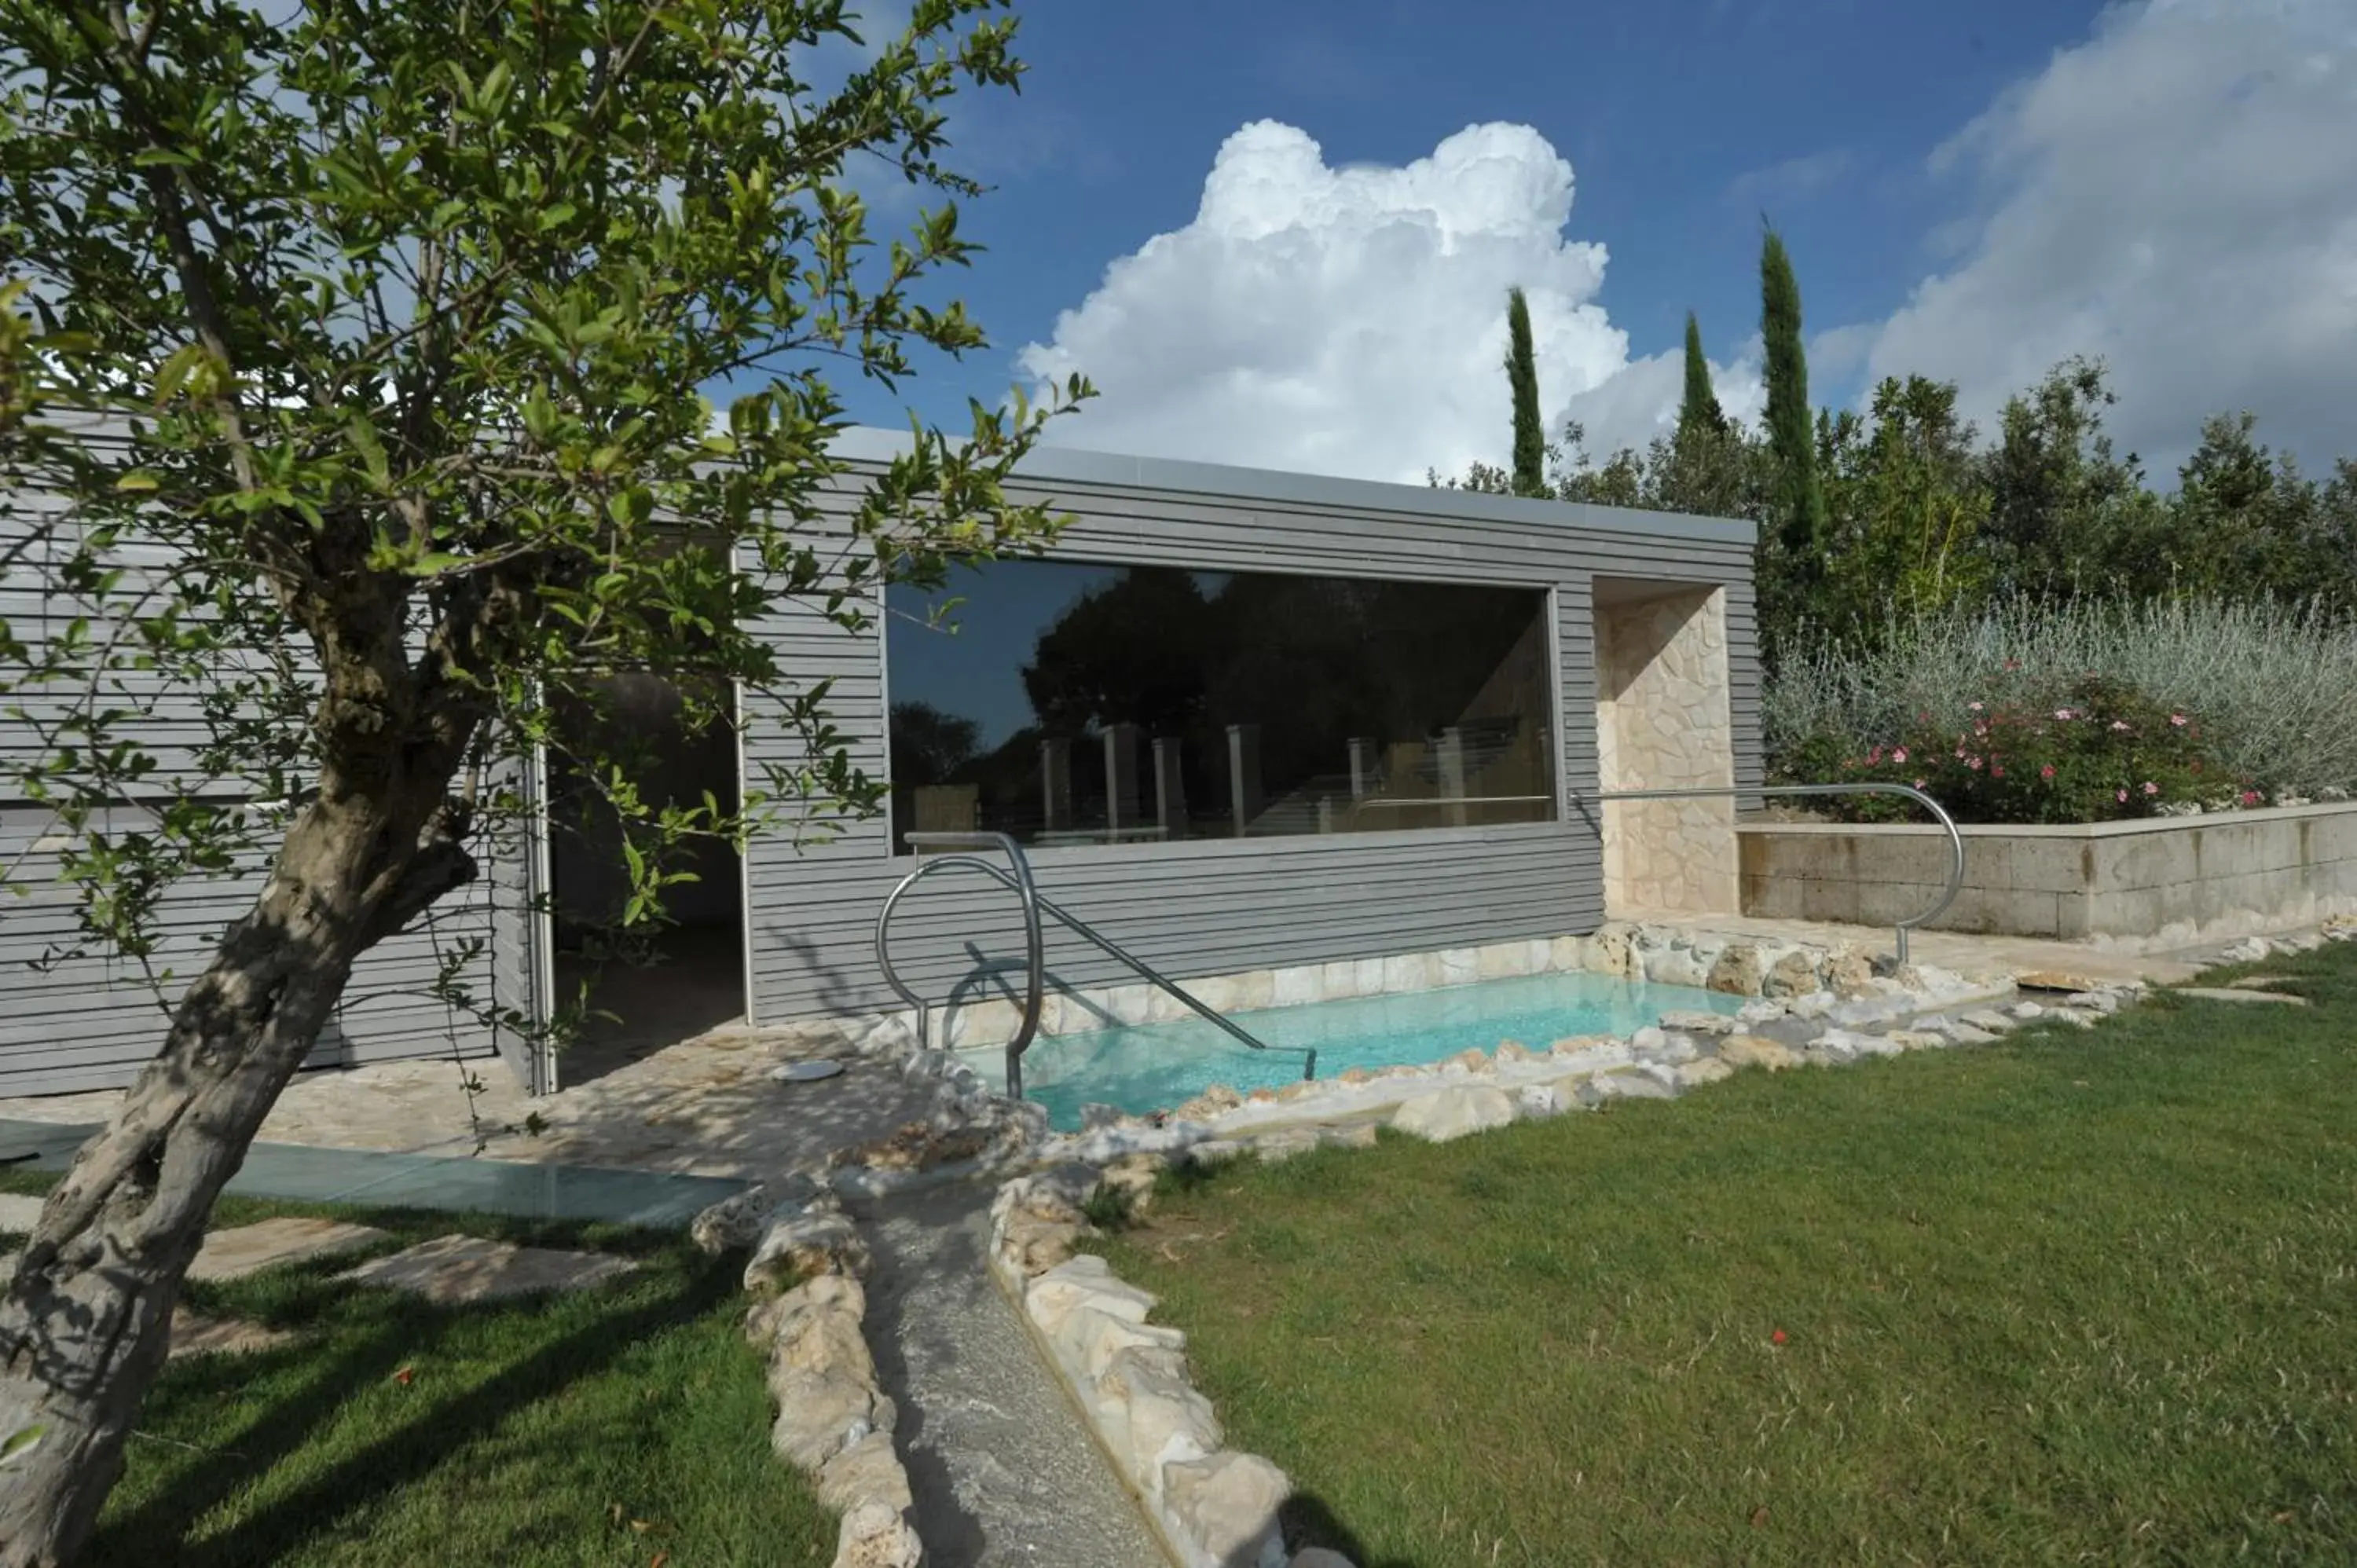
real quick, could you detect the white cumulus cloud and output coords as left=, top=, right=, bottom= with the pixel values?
left=1860, top=0, right=2357, bottom=475
left=1015, top=120, right=1760, bottom=485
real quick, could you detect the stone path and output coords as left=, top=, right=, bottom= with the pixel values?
left=0, top=1018, right=936, bottom=1184
left=339, top=1234, right=639, bottom=1304
left=188, top=1216, right=387, bottom=1281
left=860, top=1185, right=1164, bottom=1568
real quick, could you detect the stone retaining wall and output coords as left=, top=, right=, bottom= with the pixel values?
left=1739, top=801, right=2357, bottom=942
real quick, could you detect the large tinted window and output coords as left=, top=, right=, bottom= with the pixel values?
left=885, top=559, right=1556, bottom=851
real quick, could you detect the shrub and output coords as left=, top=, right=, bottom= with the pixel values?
left=1766, top=597, right=2357, bottom=819
left=1797, top=675, right=2240, bottom=825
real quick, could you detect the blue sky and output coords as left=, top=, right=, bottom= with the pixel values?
left=823, top=0, right=2356, bottom=485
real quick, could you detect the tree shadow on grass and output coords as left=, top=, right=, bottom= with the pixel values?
left=92, top=1250, right=740, bottom=1567
left=1281, top=1493, right=1417, bottom=1568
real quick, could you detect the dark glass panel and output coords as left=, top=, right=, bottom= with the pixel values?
left=885, top=559, right=1556, bottom=851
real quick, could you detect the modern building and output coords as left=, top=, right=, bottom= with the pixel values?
left=0, top=429, right=1758, bottom=1098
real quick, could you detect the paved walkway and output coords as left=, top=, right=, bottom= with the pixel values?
left=860, top=1185, right=1164, bottom=1568
left=0, top=1116, right=746, bottom=1225
left=0, top=1017, right=933, bottom=1183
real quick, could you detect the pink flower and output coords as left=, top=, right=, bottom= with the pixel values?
left=1868, top=743, right=1885, bottom=765
left=1913, top=777, right=1927, bottom=789
left=2055, top=708, right=2075, bottom=720
left=2110, top=720, right=2131, bottom=733
left=2143, top=781, right=2159, bottom=796
left=2117, top=789, right=2129, bottom=803
left=2169, top=713, right=2188, bottom=727
left=1891, top=746, right=1908, bottom=764
left=2242, top=789, right=2262, bottom=807
left=1968, top=701, right=1985, bottom=713
left=2040, top=764, right=2056, bottom=780
left=1991, top=763, right=2005, bottom=779
left=1967, top=755, right=1984, bottom=771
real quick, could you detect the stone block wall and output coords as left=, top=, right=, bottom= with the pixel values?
left=1594, top=584, right=1736, bottom=914
left=1739, top=802, right=2357, bottom=941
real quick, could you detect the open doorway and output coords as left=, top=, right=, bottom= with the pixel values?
left=1593, top=577, right=1738, bottom=917
left=544, top=672, right=746, bottom=1086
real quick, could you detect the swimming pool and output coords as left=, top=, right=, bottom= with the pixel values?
left=980, top=969, right=1746, bottom=1130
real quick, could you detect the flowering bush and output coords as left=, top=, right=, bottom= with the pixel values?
left=1778, top=676, right=2244, bottom=825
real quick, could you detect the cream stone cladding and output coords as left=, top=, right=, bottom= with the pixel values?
left=1594, top=583, right=1738, bottom=914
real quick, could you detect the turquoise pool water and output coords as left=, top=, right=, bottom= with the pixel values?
left=999, top=969, right=1746, bottom=1130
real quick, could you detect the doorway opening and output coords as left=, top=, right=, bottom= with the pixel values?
left=544, top=672, right=746, bottom=1087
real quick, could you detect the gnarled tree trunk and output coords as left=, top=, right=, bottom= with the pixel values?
left=0, top=781, right=472, bottom=1567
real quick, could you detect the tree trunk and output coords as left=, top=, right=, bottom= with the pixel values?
left=0, top=788, right=471, bottom=1567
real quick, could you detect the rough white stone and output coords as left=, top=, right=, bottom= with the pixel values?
left=746, top=1195, right=870, bottom=1290
left=1787, top=991, right=1837, bottom=1020
left=1633, top=1031, right=1699, bottom=1067
left=1058, top=1302, right=1189, bottom=1382
left=1717, top=1035, right=1802, bottom=1072
left=1576, top=1071, right=1676, bottom=1106
left=1098, top=1345, right=1224, bottom=1491
left=1025, top=1255, right=1157, bottom=1339
left=1160, top=1450, right=1291, bottom=1568
left=749, top=1273, right=896, bottom=1471
left=1515, top=1083, right=1565, bottom=1119
left=1390, top=1086, right=1517, bottom=1142
left=1673, top=1057, right=1736, bottom=1090
left=832, top=1500, right=922, bottom=1568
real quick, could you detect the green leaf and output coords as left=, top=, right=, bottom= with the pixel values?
left=113, top=472, right=160, bottom=493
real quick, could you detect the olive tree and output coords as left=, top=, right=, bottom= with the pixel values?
left=0, top=2, right=1087, bottom=1559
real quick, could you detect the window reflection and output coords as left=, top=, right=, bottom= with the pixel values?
left=885, top=559, right=1556, bottom=851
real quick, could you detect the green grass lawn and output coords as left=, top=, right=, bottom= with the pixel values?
left=0, top=1176, right=830, bottom=1567
left=1098, top=943, right=2357, bottom=1567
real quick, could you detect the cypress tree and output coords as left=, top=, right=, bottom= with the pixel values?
left=1761, top=228, right=1828, bottom=581
left=1678, top=310, right=1725, bottom=438
left=1505, top=286, right=1546, bottom=498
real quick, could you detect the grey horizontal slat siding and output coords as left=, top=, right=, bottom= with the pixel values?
left=741, top=462, right=1758, bottom=1026
left=0, top=832, right=497, bottom=1094
left=0, top=495, right=503, bottom=1097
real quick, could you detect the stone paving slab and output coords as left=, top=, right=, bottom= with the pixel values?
left=188, top=1216, right=388, bottom=1282
left=2170, top=986, right=2311, bottom=1006
left=339, top=1233, right=638, bottom=1304
left=170, top=1309, right=293, bottom=1359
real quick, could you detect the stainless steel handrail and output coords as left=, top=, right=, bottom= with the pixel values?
left=1582, top=782, right=1965, bottom=964
left=874, top=830, right=1316, bottom=1101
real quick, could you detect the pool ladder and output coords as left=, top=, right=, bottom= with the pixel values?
left=873, top=830, right=1318, bottom=1102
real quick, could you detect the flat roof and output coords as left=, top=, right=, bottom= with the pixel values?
left=826, top=424, right=1756, bottom=547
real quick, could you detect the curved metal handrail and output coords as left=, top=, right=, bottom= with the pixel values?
left=874, top=832, right=1044, bottom=1097
left=1584, top=782, right=1965, bottom=964
left=874, top=830, right=1316, bottom=1101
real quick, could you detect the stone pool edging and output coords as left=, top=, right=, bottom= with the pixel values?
left=802, top=921, right=2046, bottom=1196
left=986, top=1163, right=1333, bottom=1568
left=910, top=921, right=1902, bottom=1053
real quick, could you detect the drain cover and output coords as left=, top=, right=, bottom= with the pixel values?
left=771, top=1059, right=844, bottom=1084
